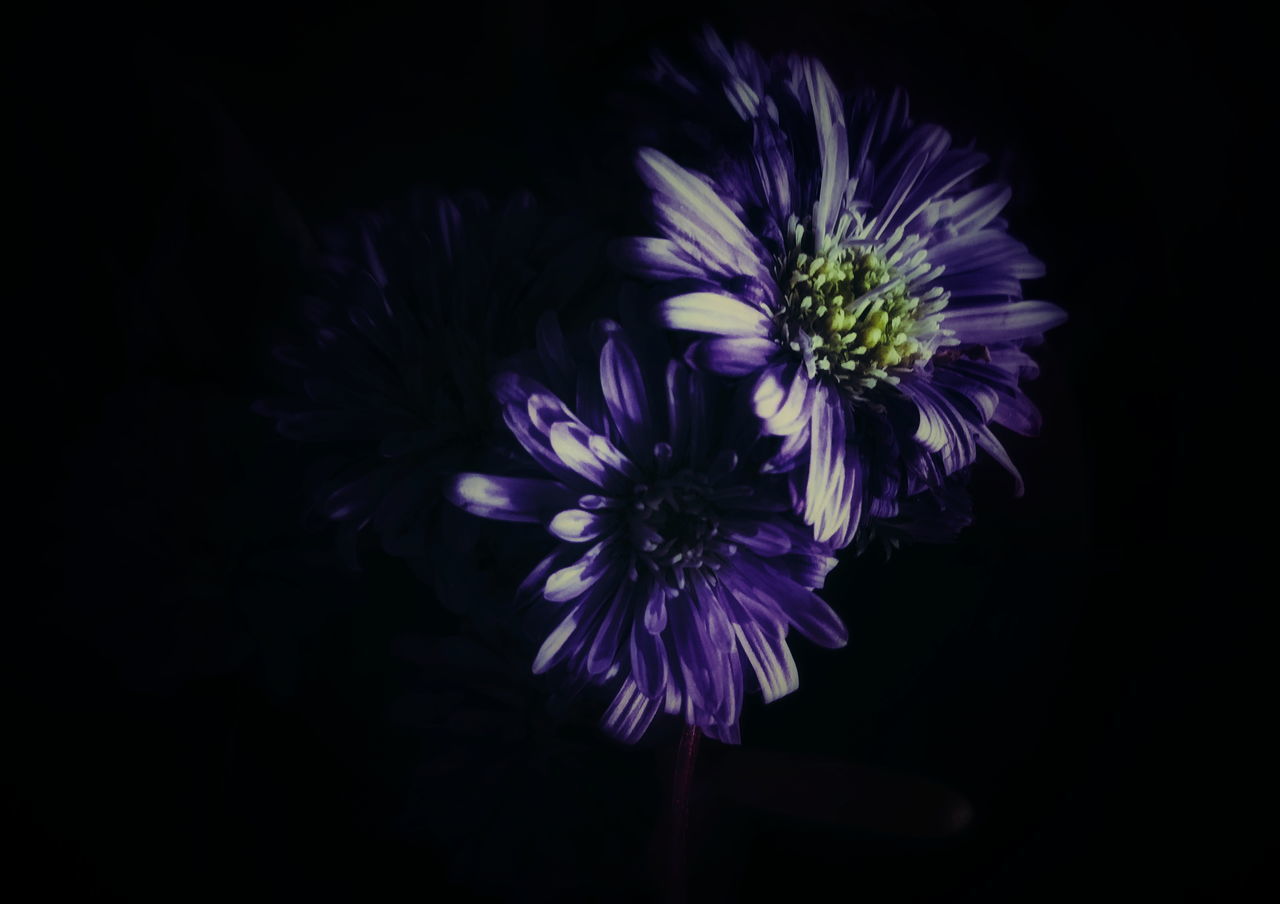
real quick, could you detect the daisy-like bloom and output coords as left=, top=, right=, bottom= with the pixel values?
left=446, top=319, right=847, bottom=744
left=616, top=31, right=1067, bottom=548
left=256, top=190, right=605, bottom=568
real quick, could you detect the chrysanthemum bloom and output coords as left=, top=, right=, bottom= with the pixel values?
left=255, top=190, right=605, bottom=572
left=446, top=319, right=847, bottom=743
left=616, top=32, right=1067, bottom=548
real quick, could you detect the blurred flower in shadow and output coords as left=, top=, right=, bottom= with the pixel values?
left=255, top=190, right=608, bottom=603
left=615, top=29, right=1065, bottom=550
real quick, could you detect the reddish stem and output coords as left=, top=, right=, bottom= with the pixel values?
left=667, top=724, right=701, bottom=903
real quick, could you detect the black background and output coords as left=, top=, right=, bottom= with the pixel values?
left=15, top=1, right=1268, bottom=901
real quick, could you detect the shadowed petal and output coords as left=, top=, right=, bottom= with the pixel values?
left=600, top=334, right=652, bottom=460
left=601, top=678, right=661, bottom=744
left=992, top=387, right=1043, bottom=436
left=944, top=300, right=1066, bottom=344
left=685, top=336, right=780, bottom=376
left=975, top=424, right=1025, bottom=497
left=732, top=556, right=847, bottom=648
left=610, top=236, right=706, bottom=279
left=731, top=618, right=799, bottom=703
left=446, top=473, right=574, bottom=523
left=636, top=147, right=767, bottom=279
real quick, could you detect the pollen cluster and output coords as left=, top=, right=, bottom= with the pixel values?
left=780, top=244, right=929, bottom=389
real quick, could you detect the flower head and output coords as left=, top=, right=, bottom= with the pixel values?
left=616, top=31, right=1066, bottom=549
left=447, top=318, right=846, bottom=743
left=256, top=190, right=605, bottom=570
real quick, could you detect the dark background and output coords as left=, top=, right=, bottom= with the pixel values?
left=15, top=1, right=1268, bottom=901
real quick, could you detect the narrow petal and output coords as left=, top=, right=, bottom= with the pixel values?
left=445, top=473, right=573, bottom=524
left=900, top=377, right=978, bottom=474
left=587, top=582, right=633, bottom=676
left=631, top=594, right=670, bottom=697
left=732, top=556, right=847, bottom=649
left=751, top=362, right=789, bottom=420
left=805, top=382, right=846, bottom=542
left=636, top=147, right=766, bottom=279
left=947, top=183, right=1012, bottom=233
left=731, top=620, right=799, bottom=704
left=610, top=236, right=706, bottom=279
left=975, top=424, right=1026, bottom=497
left=992, top=387, right=1043, bottom=436
left=533, top=578, right=613, bottom=672
left=763, top=365, right=815, bottom=436
left=722, top=519, right=793, bottom=557
left=796, top=56, right=849, bottom=243
left=928, top=230, right=1044, bottom=278
left=944, top=301, right=1068, bottom=344
left=829, top=453, right=863, bottom=551
left=601, top=678, right=661, bottom=744
left=502, top=403, right=587, bottom=490
left=548, top=421, right=618, bottom=489
left=543, top=541, right=612, bottom=602
left=685, top=336, right=780, bottom=377
left=548, top=508, right=611, bottom=543
left=600, top=334, right=652, bottom=459
left=532, top=598, right=587, bottom=673
left=658, top=292, right=774, bottom=338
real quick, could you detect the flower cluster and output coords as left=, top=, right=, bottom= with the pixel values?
left=449, top=319, right=845, bottom=743
left=262, top=30, right=1064, bottom=744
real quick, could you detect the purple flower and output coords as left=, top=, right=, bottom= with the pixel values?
left=255, top=190, right=605, bottom=573
left=616, top=31, right=1067, bottom=549
left=446, top=319, right=846, bottom=744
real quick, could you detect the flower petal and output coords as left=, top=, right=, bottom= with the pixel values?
left=636, top=147, right=767, bottom=280
left=658, top=292, right=774, bottom=338
left=731, top=620, right=799, bottom=704
left=610, top=236, right=706, bottom=280
left=685, top=336, right=780, bottom=377
left=601, top=678, right=661, bottom=744
left=943, top=301, right=1067, bottom=344
left=751, top=362, right=789, bottom=420
left=548, top=421, right=625, bottom=490
left=587, top=582, right=633, bottom=676
left=630, top=609, right=670, bottom=698
left=543, top=541, right=612, bottom=602
left=548, top=508, right=611, bottom=543
left=763, top=365, right=815, bottom=436
left=730, top=556, right=847, bottom=649
left=600, top=334, right=652, bottom=459
left=445, top=473, right=573, bottom=524
left=805, top=381, right=847, bottom=542
left=795, top=56, right=848, bottom=243
left=975, top=424, right=1026, bottom=497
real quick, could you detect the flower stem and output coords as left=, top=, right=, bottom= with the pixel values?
left=667, top=724, right=701, bottom=903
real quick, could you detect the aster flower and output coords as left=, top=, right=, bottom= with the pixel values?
left=255, top=189, right=606, bottom=577
left=446, top=319, right=847, bottom=744
left=615, top=31, right=1067, bottom=548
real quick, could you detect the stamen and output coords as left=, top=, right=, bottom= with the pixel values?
left=780, top=226, right=946, bottom=397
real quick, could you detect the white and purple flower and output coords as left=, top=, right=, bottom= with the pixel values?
left=447, top=319, right=846, bottom=744
left=616, top=31, right=1067, bottom=548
